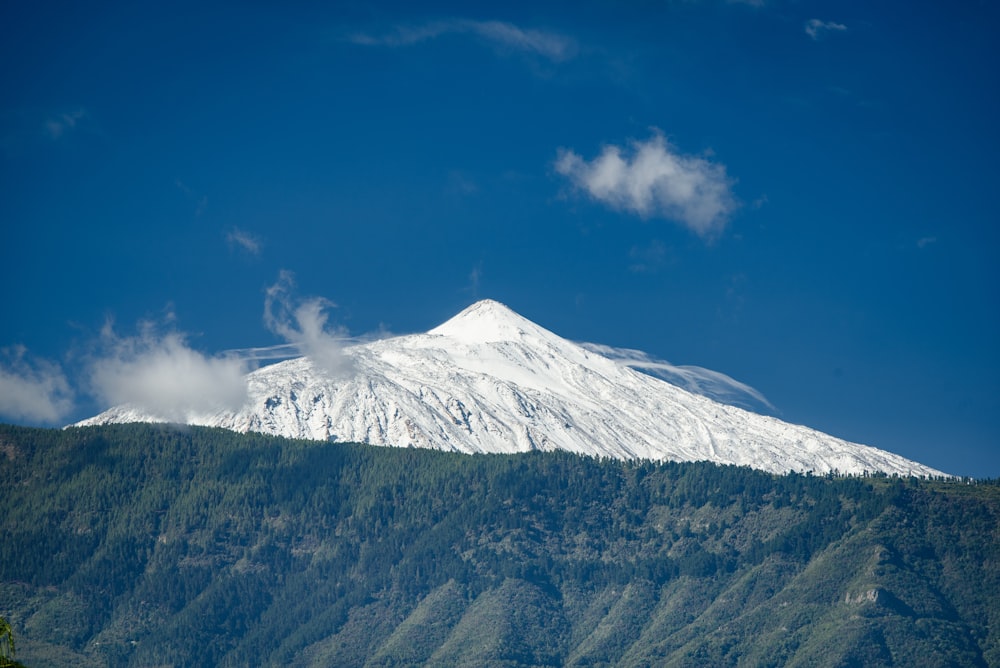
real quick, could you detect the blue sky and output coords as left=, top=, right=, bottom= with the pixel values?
left=2, top=1, right=997, bottom=477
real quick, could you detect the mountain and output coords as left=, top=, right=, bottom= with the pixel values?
left=78, top=299, right=944, bottom=477
left=1, top=424, right=997, bottom=667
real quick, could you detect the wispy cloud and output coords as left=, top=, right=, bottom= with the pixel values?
left=222, top=343, right=301, bottom=363
left=466, top=262, right=484, bottom=297
left=916, top=236, right=937, bottom=249
left=264, top=271, right=354, bottom=378
left=44, top=109, right=87, bottom=140
left=351, top=19, right=577, bottom=62
left=175, top=180, right=208, bottom=217
left=582, top=342, right=777, bottom=415
left=89, top=321, right=248, bottom=421
left=805, top=19, right=847, bottom=40
left=555, top=132, right=738, bottom=238
left=629, top=240, right=672, bottom=274
left=0, top=346, right=74, bottom=423
left=227, top=227, right=263, bottom=255
left=447, top=170, right=479, bottom=196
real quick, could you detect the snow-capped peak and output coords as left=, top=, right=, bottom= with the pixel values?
left=76, top=300, right=948, bottom=477
left=429, top=299, right=552, bottom=345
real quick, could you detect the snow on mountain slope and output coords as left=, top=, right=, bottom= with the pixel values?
left=76, top=299, right=946, bottom=476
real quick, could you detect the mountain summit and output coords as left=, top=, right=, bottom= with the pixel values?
left=77, top=300, right=945, bottom=476
left=429, top=299, right=558, bottom=344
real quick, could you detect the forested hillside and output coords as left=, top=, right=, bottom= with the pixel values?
left=1, top=424, right=997, bottom=667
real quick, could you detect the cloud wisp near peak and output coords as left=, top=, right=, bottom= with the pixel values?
left=87, top=322, right=248, bottom=423
left=263, top=271, right=354, bottom=379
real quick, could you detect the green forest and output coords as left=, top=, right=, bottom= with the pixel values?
left=1, top=423, right=998, bottom=667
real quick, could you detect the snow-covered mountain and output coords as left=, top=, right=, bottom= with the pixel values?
left=77, top=299, right=945, bottom=476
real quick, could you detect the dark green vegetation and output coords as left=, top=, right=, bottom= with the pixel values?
left=1, top=424, right=998, bottom=667
left=1, top=614, right=24, bottom=668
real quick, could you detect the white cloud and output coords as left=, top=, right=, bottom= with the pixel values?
left=89, top=323, right=248, bottom=421
left=264, top=271, right=353, bottom=378
left=227, top=227, right=262, bottom=255
left=44, top=109, right=87, bottom=140
left=581, top=342, right=777, bottom=415
left=805, top=19, right=847, bottom=40
left=351, top=19, right=576, bottom=62
left=0, top=346, right=74, bottom=423
left=555, top=133, right=738, bottom=238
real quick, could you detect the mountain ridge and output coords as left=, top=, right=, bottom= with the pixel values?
left=77, top=299, right=946, bottom=477
left=1, top=424, right=996, bottom=667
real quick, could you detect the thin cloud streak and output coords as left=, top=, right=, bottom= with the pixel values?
left=351, top=19, right=576, bottom=62
left=555, top=133, right=738, bottom=238
left=0, top=346, right=74, bottom=423
left=227, top=227, right=262, bottom=255
left=582, top=342, right=777, bottom=415
left=224, top=343, right=302, bottom=363
left=805, top=19, right=847, bottom=40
